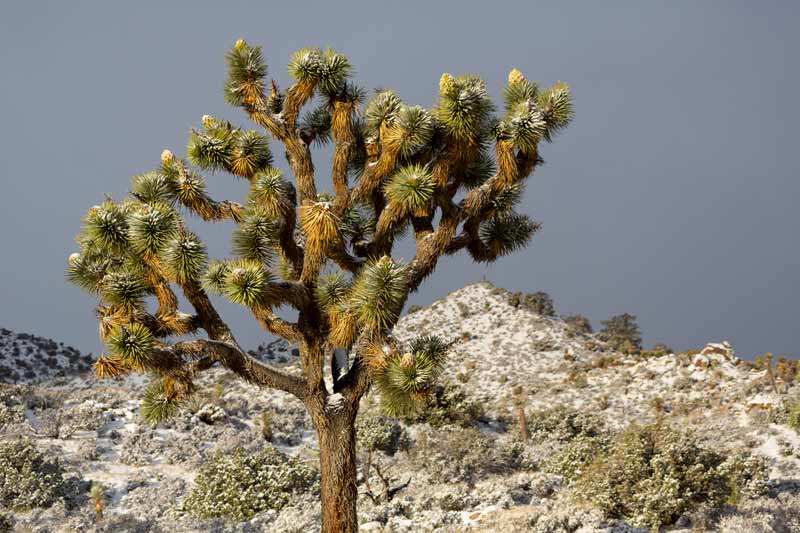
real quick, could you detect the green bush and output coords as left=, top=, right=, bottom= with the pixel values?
left=528, top=406, right=602, bottom=443
left=0, top=439, right=72, bottom=510
left=414, top=427, right=523, bottom=484
left=788, top=402, right=800, bottom=434
left=563, top=314, right=593, bottom=335
left=577, top=423, right=769, bottom=529
left=545, top=434, right=608, bottom=481
left=406, top=380, right=485, bottom=427
left=0, top=512, right=12, bottom=533
left=510, top=291, right=556, bottom=317
left=181, top=446, right=318, bottom=520
left=598, top=313, right=642, bottom=354
left=357, top=412, right=410, bottom=456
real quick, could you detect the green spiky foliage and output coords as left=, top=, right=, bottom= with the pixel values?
left=67, top=37, right=573, bottom=533
left=106, top=323, right=155, bottom=369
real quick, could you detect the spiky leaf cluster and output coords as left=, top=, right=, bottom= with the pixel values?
left=187, top=118, right=272, bottom=178
left=101, top=271, right=148, bottom=313
left=299, top=106, right=332, bottom=145
left=162, top=232, right=207, bottom=283
left=215, top=260, right=273, bottom=307
left=537, top=81, right=574, bottom=141
left=106, top=323, right=155, bottom=369
left=84, top=202, right=131, bottom=252
left=232, top=208, right=278, bottom=262
left=224, top=40, right=267, bottom=106
left=365, top=90, right=403, bottom=133
left=131, top=171, right=179, bottom=205
left=140, top=379, right=181, bottom=424
left=248, top=169, right=294, bottom=218
left=128, top=203, right=178, bottom=256
left=394, top=105, right=434, bottom=157
left=384, top=164, right=435, bottom=216
left=480, top=213, right=540, bottom=258
left=373, top=335, right=450, bottom=416
left=437, top=74, right=495, bottom=142
left=314, top=272, right=351, bottom=310
left=288, top=47, right=351, bottom=96
left=350, top=257, right=406, bottom=332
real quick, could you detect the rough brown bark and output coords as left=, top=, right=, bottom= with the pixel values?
left=311, top=402, right=359, bottom=533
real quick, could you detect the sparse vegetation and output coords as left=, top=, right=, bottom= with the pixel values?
left=0, top=439, right=75, bottom=510
left=181, top=446, right=318, bottom=520
left=563, top=313, right=593, bottom=335
left=528, top=405, right=602, bottom=442
left=788, top=402, right=800, bottom=434
left=510, top=291, right=557, bottom=317
left=577, top=423, right=769, bottom=529
left=406, top=380, right=486, bottom=427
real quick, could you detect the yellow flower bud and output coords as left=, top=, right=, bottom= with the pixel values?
left=161, top=149, right=175, bottom=164
left=234, top=38, right=246, bottom=50
left=68, top=253, right=81, bottom=266
left=508, top=68, right=525, bottom=86
left=201, top=115, right=215, bottom=128
left=439, top=73, right=455, bottom=96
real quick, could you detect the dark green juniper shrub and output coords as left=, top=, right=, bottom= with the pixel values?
left=181, top=446, right=318, bottom=520
left=598, top=313, right=642, bottom=355
left=562, top=313, right=593, bottom=336
left=577, top=423, right=769, bottom=530
left=509, top=291, right=556, bottom=317
left=0, top=439, right=74, bottom=510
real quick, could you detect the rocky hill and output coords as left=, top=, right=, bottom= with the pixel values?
left=0, top=327, right=94, bottom=383
left=0, top=282, right=798, bottom=532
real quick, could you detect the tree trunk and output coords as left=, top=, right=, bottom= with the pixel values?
left=313, top=403, right=359, bottom=533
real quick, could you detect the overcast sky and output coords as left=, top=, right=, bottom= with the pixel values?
left=1, top=1, right=798, bottom=360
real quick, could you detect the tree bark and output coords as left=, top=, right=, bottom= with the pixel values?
left=312, top=403, right=359, bottom=533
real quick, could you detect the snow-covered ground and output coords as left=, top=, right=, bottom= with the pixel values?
left=1, top=281, right=798, bottom=532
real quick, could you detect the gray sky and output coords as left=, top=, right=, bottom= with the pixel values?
left=1, top=1, right=798, bottom=360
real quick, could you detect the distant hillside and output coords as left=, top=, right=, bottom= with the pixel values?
left=0, top=327, right=93, bottom=383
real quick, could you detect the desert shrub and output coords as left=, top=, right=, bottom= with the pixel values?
left=788, top=402, right=800, bottom=433
left=717, top=453, right=770, bottom=504
left=181, top=446, right=318, bottom=520
left=406, top=380, right=485, bottom=427
left=510, top=291, right=556, bottom=317
left=577, top=423, right=769, bottom=529
left=528, top=406, right=602, bottom=443
left=0, top=513, right=12, bottom=533
left=775, top=357, right=798, bottom=391
left=641, top=342, right=673, bottom=358
left=598, top=313, right=642, bottom=354
left=0, top=439, right=73, bottom=510
left=258, top=410, right=273, bottom=442
left=545, top=434, right=607, bottom=482
left=414, top=427, right=523, bottom=484
left=357, top=412, right=410, bottom=456
left=0, top=387, right=26, bottom=428
left=563, top=313, right=593, bottom=335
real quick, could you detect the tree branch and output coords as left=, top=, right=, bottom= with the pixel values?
left=166, top=339, right=306, bottom=399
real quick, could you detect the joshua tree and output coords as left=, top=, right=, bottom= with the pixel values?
left=66, top=39, right=572, bottom=532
